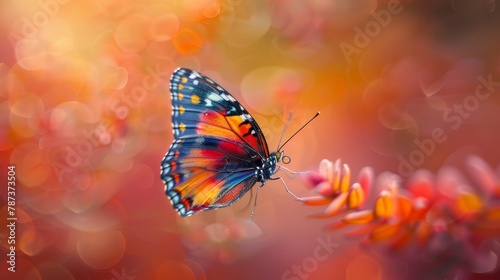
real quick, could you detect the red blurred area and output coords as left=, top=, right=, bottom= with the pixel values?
left=1, top=0, right=500, bottom=279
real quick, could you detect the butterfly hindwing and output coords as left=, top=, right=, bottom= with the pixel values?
left=162, top=135, right=261, bottom=216
left=161, top=68, right=275, bottom=216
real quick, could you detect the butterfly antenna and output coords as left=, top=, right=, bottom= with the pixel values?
left=276, top=112, right=294, bottom=150
left=277, top=112, right=320, bottom=151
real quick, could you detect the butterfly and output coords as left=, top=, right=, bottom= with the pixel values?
left=161, top=68, right=317, bottom=217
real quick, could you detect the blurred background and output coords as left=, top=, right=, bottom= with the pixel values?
left=1, top=0, right=500, bottom=279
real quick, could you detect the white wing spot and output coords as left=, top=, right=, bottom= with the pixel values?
left=166, top=179, right=174, bottom=190
left=163, top=164, right=171, bottom=173
left=208, top=93, right=223, bottom=102
left=170, top=193, right=180, bottom=204
left=189, top=72, right=202, bottom=79
left=243, top=114, right=252, bottom=120
left=227, top=95, right=236, bottom=102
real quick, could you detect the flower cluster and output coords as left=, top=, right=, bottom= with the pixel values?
left=302, top=156, right=500, bottom=279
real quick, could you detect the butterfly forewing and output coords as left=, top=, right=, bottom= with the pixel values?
left=161, top=68, right=274, bottom=216
left=169, top=68, right=269, bottom=156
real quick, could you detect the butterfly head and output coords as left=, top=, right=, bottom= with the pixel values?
left=274, top=151, right=291, bottom=164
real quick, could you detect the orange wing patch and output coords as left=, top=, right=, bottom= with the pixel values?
left=191, top=94, right=200, bottom=104
left=215, top=183, right=247, bottom=204
left=179, top=123, right=186, bottom=132
left=196, top=111, right=261, bottom=150
left=175, top=168, right=221, bottom=206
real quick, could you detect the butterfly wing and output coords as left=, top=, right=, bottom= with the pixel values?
left=162, top=135, right=260, bottom=216
left=161, top=68, right=269, bottom=216
left=168, top=68, right=269, bottom=156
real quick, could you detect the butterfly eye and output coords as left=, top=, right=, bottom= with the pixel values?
left=275, top=151, right=282, bottom=160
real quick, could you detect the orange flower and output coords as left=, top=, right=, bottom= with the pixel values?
left=301, top=159, right=373, bottom=217
left=302, top=156, right=500, bottom=279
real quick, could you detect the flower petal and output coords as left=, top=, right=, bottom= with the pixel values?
left=396, top=195, right=413, bottom=220
left=409, top=197, right=430, bottom=221
left=340, top=164, right=351, bottom=193
left=342, top=210, right=375, bottom=224
left=302, top=196, right=334, bottom=206
left=407, top=169, right=435, bottom=200
left=347, top=183, right=365, bottom=209
left=324, top=192, right=348, bottom=216
left=357, top=166, right=374, bottom=197
left=315, top=181, right=336, bottom=197
left=389, top=230, right=412, bottom=250
left=319, top=159, right=333, bottom=180
left=369, top=223, right=401, bottom=242
left=301, top=170, right=326, bottom=189
left=374, top=191, right=396, bottom=219
left=455, top=192, right=483, bottom=217
left=331, top=159, right=342, bottom=192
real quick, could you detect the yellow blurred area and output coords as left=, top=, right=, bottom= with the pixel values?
left=1, top=0, right=500, bottom=279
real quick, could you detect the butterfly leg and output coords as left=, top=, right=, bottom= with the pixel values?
left=277, top=165, right=310, bottom=178
left=239, top=188, right=254, bottom=213
left=270, top=176, right=305, bottom=202
left=248, top=183, right=265, bottom=223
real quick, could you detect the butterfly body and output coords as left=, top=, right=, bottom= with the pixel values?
left=161, top=68, right=282, bottom=217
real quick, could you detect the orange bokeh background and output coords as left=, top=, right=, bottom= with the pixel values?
left=1, top=0, right=500, bottom=279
